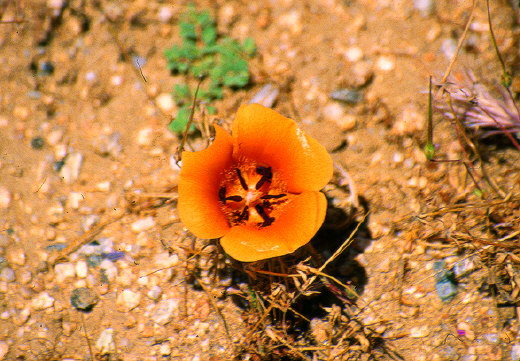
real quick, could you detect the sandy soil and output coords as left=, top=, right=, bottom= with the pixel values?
left=0, top=0, right=519, bottom=360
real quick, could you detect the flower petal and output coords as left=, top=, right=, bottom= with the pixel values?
left=178, top=125, right=233, bottom=239
left=220, top=191, right=327, bottom=262
left=232, top=104, right=333, bottom=193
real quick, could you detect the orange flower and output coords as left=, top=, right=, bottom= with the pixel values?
left=178, top=104, right=333, bottom=262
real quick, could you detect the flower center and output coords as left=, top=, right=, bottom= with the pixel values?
left=218, top=162, right=289, bottom=228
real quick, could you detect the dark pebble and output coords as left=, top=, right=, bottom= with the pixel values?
left=53, top=160, right=65, bottom=172
left=70, top=287, right=98, bottom=311
left=31, top=137, right=45, bottom=150
left=39, top=61, right=55, bottom=76
left=330, top=88, right=364, bottom=105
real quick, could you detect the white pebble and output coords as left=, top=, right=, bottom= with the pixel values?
left=55, top=262, right=76, bottom=283
left=160, top=343, right=171, bottom=356
left=156, top=93, right=175, bottom=113
left=59, top=152, right=83, bottom=184
left=96, top=328, right=115, bottom=355
left=376, top=55, right=395, bottom=71
left=99, top=259, right=118, bottom=282
left=110, top=75, right=123, bottom=86
left=153, top=252, right=179, bottom=269
left=75, top=260, right=88, bottom=278
left=392, top=152, right=404, bottom=163
left=47, top=129, right=64, bottom=145
left=344, top=46, right=364, bottom=62
left=410, top=325, right=430, bottom=338
left=0, top=187, right=11, bottom=209
left=0, top=341, right=8, bottom=360
left=136, top=127, right=154, bottom=147
left=131, top=216, right=156, bottom=233
left=67, top=192, right=84, bottom=209
left=151, top=298, right=179, bottom=325
left=8, top=248, right=26, bottom=266
left=147, top=285, right=163, bottom=300
left=158, top=6, right=174, bottom=23
left=116, top=289, right=141, bottom=312
left=32, top=292, right=55, bottom=310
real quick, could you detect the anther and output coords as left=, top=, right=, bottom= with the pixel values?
left=219, top=187, right=226, bottom=203
left=260, top=194, right=286, bottom=200
left=254, top=204, right=275, bottom=227
left=225, top=195, right=243, bottom=202
left=237, top=206, right=249, bottom=222
left=236, top=168, right=248, bottom=190
left=255, top=166, right=272, bottom=190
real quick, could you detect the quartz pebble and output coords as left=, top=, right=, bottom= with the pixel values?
left=0, top=341, right=8, bottom=360
left=0, top=187, right=11, bottom=209
left=0, top=267, right=15, bottom=282
left=147, top=285, right=163, bottom=300
left=99, top=259, right=118, bottom=282
left=96, top=328, right=115, bottom=355
left=414, top=0, right=434, bottom=16
left=512, top=344, right=520, bottom=361
left=55, top=262, right=76, bottom=283
left=75, top=260, right=88, bottom=278
left=32, top=292, right=55, bottom=310
left=131, top=217, right=155, bottom=233
left=410, top=325, right=430, bottom=338
left=94, top=132, right=122, bottom=158
left=59, top=152, right=83, bottom=184
left=156, top=93, right=175, bottom=113
left=8, top=248, right=25, bottom=266
left=116, top=289, right=141, bottom=312
left=151, top=298, right=179, bottom=325
left=136, top=127, right=154, bottom=147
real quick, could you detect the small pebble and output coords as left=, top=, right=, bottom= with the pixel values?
left=131, top=55, right=146, bottom=69
left=31, top=136, right=45, bottom=149
left=38, top=61, right=54, bottom=76
left=457, top=321, right=475, bottom=341
left=249, top=84, right=279, bottom=108
left=330, top=88, right=363, bottom=105
left=116, top=289, right=141, bottom=312
left=147, top=285, right=162, bottom=300
left=410, top=325, right=430, bottom=338
left=13, top=106, right=30, bottom=120
left=131, top=216, right=156, bottom=233
left=0, top=267, right=15, bottom=283
left=96, top=328, right=115, bottom=355
left=66, top=192, right=84, bottom=209
left=151, top=298, right=179, bottom=325
left=59, top=152, right=83, bottom=184
left=94, top=132, right=122, bottom=157
left=414, top=0, right=435, bottom=16
left=156, top=93, right=175, bottom=113
left=85, top=70, right=98, bottom=83
left=376, top=55, right=395, bottom=71
left=8, top=248, right=26, bottom=266
left=75, top=260, right=88, bottom=278
left=99, top=259, right=118, bottom=282
left=160, top=343, right=171, bottom=356
left=0, top=187, right=11, bottom=209
left=110, top=75, right=123, bottom=86
left=54, top=262, right=76, bottom=283
left=136, top=127, right=154, bottom=147
left=31, top=292, right=55, bottom=310
left=81, top=214, right=100, bottom=232
left=441, top=38, right=458, bottom=60
left=344, top=46, right=364, bottom=62
left=512, top=344, right=520, bottom=361
left=70, top=287, right=98, bottom=311
left=158, top=6, right=174, bottom=23
left=47, top=129, right=64, bottom=145
left=0, top=341, right=8, bottom=360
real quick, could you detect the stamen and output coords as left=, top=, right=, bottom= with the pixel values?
left=254, top=204, right=275, bottom=227
left=255, top=166, right=272, bottom=190
left=225, top=195, right=243, bottom=202
left=260, top=194, right=286, bottom=200
left=237, top=206, right=249, bottom=222
left=236, top=168, right=248, bottom=190
left=219, top=187, right=226, bottom=203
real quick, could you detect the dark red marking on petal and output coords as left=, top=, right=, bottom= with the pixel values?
left=254, top=204, right=275, bottom=227
left=237, top=206, right=249, bottom=222
left=260, top=194, right=286, bottom=200
left=225, top=195, right=243, bottom=202
left=255, top=166, right=272, bottom=190
left=219, top=187, right=226, bottom=203
left=236, top=168, right=248, bottom=190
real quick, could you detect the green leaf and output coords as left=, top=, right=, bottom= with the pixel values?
left=179, top=22, right=196, bottom=41
left=169, top=105, right=196, bottom=133
left=243, top=37, right=257, bottom=57
left=202, top=26, right=217, bottom=45
left=172, top=84, right=191, bottom=103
